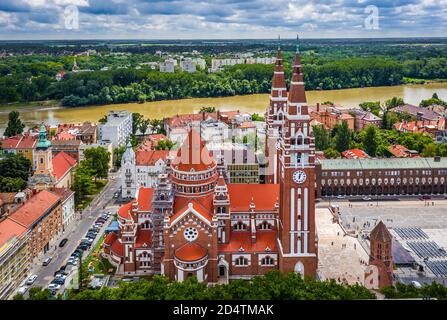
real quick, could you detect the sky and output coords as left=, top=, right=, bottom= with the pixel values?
left=0, top=0, right=446, bottom=40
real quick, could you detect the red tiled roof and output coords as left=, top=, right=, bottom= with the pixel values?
left=341, top=148, right=370, bottom=159
left=136, top=150, right=169, bottom=166
left=136, top=229, right=152, bottom=248
left=9, top=190, right=60, bottom=228
left=0, top=135, right=22, bottom=149
left=0, top=218, right=28, bottom=248
left=137, top=187, right=154, bottom=212
left=52, top=151, right=77, bottom=181
left=165, top=111, right=240, bottom=128
left=171, top=129, right=216, bottom=172
left=171, top=195, right=214, bottom=224
left=103, top=232, right=117, bottom=246
left=227, top=184, right=279, bottom=212
left=56, top=131, right=76, bottom=141
left=111, top=238, right=124, bottom=257
left=175, top=242, right=207, bottom=262
left=50, top=188, right=75, bottom=202
left=388, top=145, right=410, bottom=158
left=219, top=231, right=277, bottom=253
left=370, top=221, right=393, bottom=242
left=238, top=121, right=256, bottom=129
left=118, top=201, right=134, bottom=221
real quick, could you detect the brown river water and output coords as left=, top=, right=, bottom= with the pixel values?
left=0, top=83, right=446, bottom=129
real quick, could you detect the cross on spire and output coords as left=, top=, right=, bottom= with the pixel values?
left=296, top=34, right=300, bottom=54
left=277, top=35, right=281, bottom=50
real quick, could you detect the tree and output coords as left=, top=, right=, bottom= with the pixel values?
left=199, top=106, right=216, bottom=113
left=98, top=115, right=107, bottom=124
left=150, top=119, right=166, bottom=135
left=385, top=97, right=405, bottom=110
left=363, top=125, right=379, bottom=157
left=0, top=176, right=27, bottom=192
left=0, top=154, right=32, bottom=181
left=72, top=161, right=95, bottom=200
left=139, top=118, right=151, bottom=135
left=27, top=287, right=53, bottom=300
left=156, top=139, right=174, bottom=150
left=132, top=112, right=144, bottom=135
left=324, top=147, right=341, bottom=159
left=4, top=111, right=25, bottom=137
left=312, top=125, right=332, bottom=151
left=334, top=121, right=352, bottom=153
left=359, top=101, right=381, bottom=116
left=251, top=113, right=264, bottom=121
left=113, top=146, right=126, bottom=168
left=84, top=147, right=110, bottom=180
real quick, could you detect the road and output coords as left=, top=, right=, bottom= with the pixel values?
left=17, top=170, right=122, bottom=298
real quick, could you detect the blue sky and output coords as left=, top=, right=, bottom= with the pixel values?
left=0, top=0, right=446, bottom=39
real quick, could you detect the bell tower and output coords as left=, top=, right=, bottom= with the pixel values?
left=265, top=36, right=288, bottom=184
left=278, top=36, right=318, bottom=277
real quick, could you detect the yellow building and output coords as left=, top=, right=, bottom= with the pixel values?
left=0, top=134, right=37, bottom=168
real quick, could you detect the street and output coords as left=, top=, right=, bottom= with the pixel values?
left=17, top=170, right=122, bottom=298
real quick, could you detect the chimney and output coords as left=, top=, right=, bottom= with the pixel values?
left=317, top=102, right=320, bottom=112
left=202, top=112, right=206, bottom=121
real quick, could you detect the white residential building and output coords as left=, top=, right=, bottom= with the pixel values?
left=52, top=188, right=76, bottom=232
left=121, top=142, right=169, bottom=198
left=159, top=59, right=175, bottom=73
left=180, top=58, right=196, bottom=73
left=99, top=110, right=133, bottom=147
left=200, top=118, right=230, bottom=143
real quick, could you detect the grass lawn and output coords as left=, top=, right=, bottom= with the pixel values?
left=80, top=234, right=116, bottom=285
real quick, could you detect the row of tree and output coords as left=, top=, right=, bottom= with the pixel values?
left=313, top=123, right=447, bottom=159
left=0, top=154, right=31, bottom=192
left=14, top=272, right=376, bottom=300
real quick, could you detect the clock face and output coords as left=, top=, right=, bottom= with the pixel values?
left=293, top=170, right=307, bottom=184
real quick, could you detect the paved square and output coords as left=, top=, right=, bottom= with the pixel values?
left=316, top=208, right=369, bottom=285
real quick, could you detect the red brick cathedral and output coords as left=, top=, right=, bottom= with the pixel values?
left=104, top=44, right=318, bottom=283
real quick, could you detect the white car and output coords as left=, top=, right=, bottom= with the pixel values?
left=26, top=274, right=38, bottom=285
left=411, top=281, right=422, bottom=289
left=362, top=196, right=372, bottom=201
left=55, top=274, right=67, bottom=280
left=48, top=283, right=61, bottom=290
left=17, top=286, right=28, bottom=295
left=336, top=195, right=346, bottom=199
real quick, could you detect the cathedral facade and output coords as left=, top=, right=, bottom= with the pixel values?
left=103, top=46, right=319, bottom=282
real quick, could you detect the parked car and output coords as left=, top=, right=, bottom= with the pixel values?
left=59, top=238, right=68, bottom=247
left=89, top=227, right=99, bottom=233
left=101, top=214, right=109, bottom=220
left=26, top=274, right=38, bottom=285
left=411, top=281, right=422, bottom=289
left=336, top=195, right=346, bottom=199
left=43, top=257, right=52, bottom=266
left=420, top=195, right=431, bottom=200
left=17, top=286, right=28, bottom=295
left=94, top=223, right=103, bottom=228
left=362, top=196, right=372, bottom=201
left=48, top=283, right=61, bottom=290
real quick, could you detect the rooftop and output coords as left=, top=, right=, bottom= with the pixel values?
left=319, top=157, right=447, bottom=170
left=0, top=218, right=28, bottom=250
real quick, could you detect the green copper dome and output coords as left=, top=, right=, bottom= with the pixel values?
left=36, top=124, right=51, bottom=149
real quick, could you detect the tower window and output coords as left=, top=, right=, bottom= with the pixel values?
left=261, top=256, right=274, bottom=266
left=235, top=257, right=249, bottom=266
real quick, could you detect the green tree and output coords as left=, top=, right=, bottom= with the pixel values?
left=28, top=287, right=52, bottom=300
left=0, top=176, right=27, bottom=192
left=84, top=147, right=110, bottom=180
left=385, top=97, right=405, bottom=110
left=132, top=112, right=144, bottom=135
left=324, top=147, right=341, bottom=159
left=334, top=121, right=352, bottom=153
left=139, top=118, right=151, bottom=135
left=150, top=119, right=166, bottom=135
left=251, top=113, right=264, bottom=121
left=113, top=146, right=126, bottom=168
left=199, top=106, right=216, bottom=113
left=363, top=125, right=379, bottom=157
left=98, top=115, right=107, bottom=124
left=0, top=154, right=32, bottom=181
left=359, top=101, right=381, bottom=116
left=312, top=125, right=332, bottom=151
left=4, top=111, right=25, bottom=137
left=156, top=139, right=174, bottom=150
left=72, top=161, right=95, bottom=200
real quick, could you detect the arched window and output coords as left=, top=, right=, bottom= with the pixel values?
left=234, top=221, right=247, bottom=231
left=235, top=256, right=249, bottom=266
left=259, top=221, right=271, bottom=230
left=261, top=256, right=274, bottom=266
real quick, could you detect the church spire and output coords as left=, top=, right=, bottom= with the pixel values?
left=287, top=34, right=307, bottom=114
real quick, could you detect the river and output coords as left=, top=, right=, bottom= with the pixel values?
left=1, top=83, right=446, bottom=129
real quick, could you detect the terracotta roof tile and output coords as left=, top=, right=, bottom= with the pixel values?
left=52, top=151, right=77, bottom=181
left=370, top=221, right=393, bottom=242
left=219, top=231, right=277, bottom=253
left=175, top=242, right=207, bottom=262
left=9, top=190, right=60, bottom=228
left=136, top=150, right=169, bottom=166
left=228, top=184, right=279, bottom=212
left=0, top=218, right=28, bottom=248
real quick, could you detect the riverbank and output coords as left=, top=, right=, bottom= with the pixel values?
left=1, top=83, right=446, bottom=129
